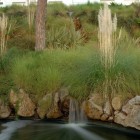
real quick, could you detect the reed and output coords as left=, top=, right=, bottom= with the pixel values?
left=98, top=4, right=117, bottom=97
left=27, top=1, right=36, bottom=30
left=0, top=14, right=11, bottom=57
left=98, top=4, right=117, bottom=70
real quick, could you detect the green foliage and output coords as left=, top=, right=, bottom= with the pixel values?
left=0, top=3, right=139, bottom=102
left=47, top=23, right=83, bottom=49
left=11, top=47, right=101, bottom=100
left=11, top=41, right=140, bottom=100
left=12, top=51, right=62, bottom=98
left=0, top=74, right=13, bottom=97
left=0, top=47, right=27, bottom=101
left=0, top=47, right=26, bottom=73
left=116, top=47, right=140, bottom=95
left=0, top=3, right=139, bottom=51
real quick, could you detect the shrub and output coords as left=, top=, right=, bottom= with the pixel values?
left=47, top=19, right=83, bottom=49
left=0, top=47, right=26, bottom=73
left=11, top=43, right=140, bottom=101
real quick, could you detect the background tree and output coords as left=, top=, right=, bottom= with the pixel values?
left=35, top=0, right=47, bottom=51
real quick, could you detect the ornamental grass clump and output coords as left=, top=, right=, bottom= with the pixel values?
left=98, top=4, right=117, bottom=97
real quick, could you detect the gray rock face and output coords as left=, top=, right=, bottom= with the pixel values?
left=128, top=96, right=140, bottom=105
left=122, top=103, right=132, bottom=114
left=114, top=112, right=126, bottom=125
left=10, top=89, right=36, bottom=117
left=114, top=96, right=140, bottom=130
left=84, top=95, right=140, bottom=130
left=125, top=106, right=140, bottom=128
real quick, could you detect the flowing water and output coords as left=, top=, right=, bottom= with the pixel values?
left=0, top=120, right=140, bottom=140
left=0, top=99, right=140, bottom=140
left=69, top=98, right=87, bottom=123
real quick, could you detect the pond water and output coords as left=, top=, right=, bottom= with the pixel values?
left=0, top=120, right=140, bottom=140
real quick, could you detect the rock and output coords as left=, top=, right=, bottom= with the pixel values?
left=10, top=89, right=36, bottom=117
left=101, top=114, right=109, bottom=121
left=108, top=116, right=113, bottom=121
left=114, top=112, right=126, bottom=125
left=84, top=99, right=103, bottom=120
left=59, top=88, right=70, bottom=116
left=128, top=96, right=140, bottom=105
left=115, top=96, right=140, bottom=130
left=104, top=100, right=112, bottom=116
left=115, top=106, right=140, bottom=130
left=17, top=89, right=36, bottom=117
left=122, top=103, right=132, bottom=114
left=112, top=96, right=122, bottom=111
left=0, top=102, right=11, bottom=118
left=46, top=92, right=63, bottom=119
left=47, top=107, right=63, bottom=118
left=61, top=96, right=70, bottom=116
left=9, top=89, right=18, bottom=107
left=37, top=94, right=52, bottom=119
left=132, top=106, right=140, bottom=124
left=59, top=88, right=69, bottom=102
left=84, top=94, right=104, bottom=120
left=122, top=96, right=140, bottom=115
left=114, top=110, right=119, bottom=115
left=124, top=105, right=140, bottom=130
left=89, top=93, right=104, bottom=106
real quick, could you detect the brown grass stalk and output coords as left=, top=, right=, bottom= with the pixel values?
left=0, top=14, right=11, bottom=57
left=98, top=4, right=117, bottom=70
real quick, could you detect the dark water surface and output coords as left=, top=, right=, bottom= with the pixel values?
left=0, top=120, right=140, bottom=140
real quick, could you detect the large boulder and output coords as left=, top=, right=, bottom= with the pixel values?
left=84, top=94, right=104, bottom=120
left=115, top=96, right=140, bottom=130
left=122, top=96, right=140, bottom=115
left=46, top=92, right=63, bottom=119
left=124, top=105, right=140, bottom=130
left=37, top=94, right=52, bottom=119
left=9, top=89, right=36, bottom=117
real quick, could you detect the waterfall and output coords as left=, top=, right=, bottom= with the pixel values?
left=69, top=98, right=87, bottom=124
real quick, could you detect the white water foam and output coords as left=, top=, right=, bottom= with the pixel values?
left=68, top=98, right=105, bottom=140
left=0, top=120, right=32, bottom=140
left=65, top=123, right=105, bottom=140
